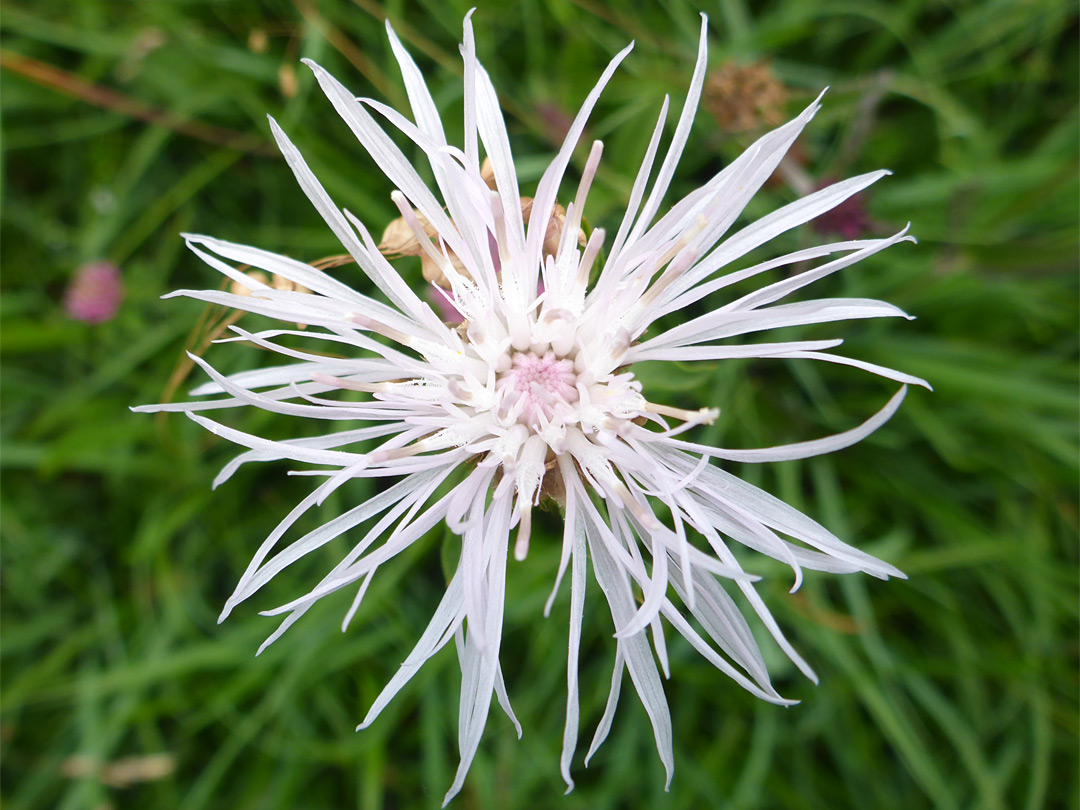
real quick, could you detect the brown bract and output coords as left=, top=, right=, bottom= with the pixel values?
left=228, top=269, right=311, bottom=297
left=377, top=158, right=586, bottom=289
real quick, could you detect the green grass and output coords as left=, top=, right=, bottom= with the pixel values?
left=2, top=0, right=1077, bottom=808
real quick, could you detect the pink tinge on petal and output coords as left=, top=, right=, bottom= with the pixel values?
left=426, top=229, right=547, bottom=324
left=430, top=286, right=463, bottom=323
left=64, top=261, right=124, bottom=323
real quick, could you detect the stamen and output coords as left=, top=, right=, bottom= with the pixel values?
left=540, top=308, right=577, bottom=357
left=576, top=227, right=606, bottom=288
left=655, top=213, right=708, bottom=271
left=351, top=313, right=416, bottom=348
left=367, top=427, right=468, bottom=464
left=514, top=506, right=532, bottom=561
left=553, top=201, right=579, bottom=265
left=644, top=401, right=720, bottom=425
left=490, top=190, right=511, bottom=266
left=368, top=443, right=425, bottom=464
left=573, top=141, right=604, bottom=220
left=512, top=434, right=548, bottom=560
left=311, top=372, right=389, bottom=394
left=613, top=480, right=661, bottom=531
left=389, top=190, right=462, bottom=288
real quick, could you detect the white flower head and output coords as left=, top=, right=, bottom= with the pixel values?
left=137, top=12, right=929, bottom=804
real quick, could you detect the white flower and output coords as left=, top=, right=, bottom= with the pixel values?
left=136, top=12, right=928, bottom=804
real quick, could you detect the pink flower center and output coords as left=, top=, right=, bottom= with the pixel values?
left=496, top=350, right=579, bottom=427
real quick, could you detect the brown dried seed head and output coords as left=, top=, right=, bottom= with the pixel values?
left=378, top=209, right=437, bottom=257
left=704, top=61, right=788, bottom=133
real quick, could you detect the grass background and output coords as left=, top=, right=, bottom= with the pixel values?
left=1, top=0, right=1077, bottom=808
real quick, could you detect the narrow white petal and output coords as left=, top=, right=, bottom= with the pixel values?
left=183, top=233, right=409, bottom=320
left=524, top=41, right=635, bottom=292
left=560, top=498, right=587, bottom=790
left=624, top=15, right=709, bottom=248
left=627, top=339, right=844, bottom=364
left=186, top=412, right=363, bottom=466
left=187, top=362, right=357, bottom=397
left=585, top=648, right=624, bottom=765
left=544, top=459, right=580, bottom=616
left=267, top=117, right=436, bottom=322
left=234, top=467, right=451, bottom=611
left=640, top=297, right=912, bottom=352
left=359, top=567, right=465, bottom=729
left=658, top=385, right=908, bottom=463
left=494, top=664, right=522, bottom=739
left=656, top=235, right=891, bottom=319
left=784, top=351, right=931, bottom=389
left=604, top=95, right=670, bottom=269
left=720, top=227, right=915, bottom=313
left=584, top=503, right=674, bottom=788
left=302, top=60, right=470, bottom=262
left=666, top=169, right=892, bottom=307
left=443, top=492, right=512, bottom=805
left=473, top=61, right=526, bottom=256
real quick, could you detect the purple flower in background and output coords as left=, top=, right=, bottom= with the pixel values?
left=64, top=261, right=124, bottom=323
left=812, top=177, right=873, bottom=239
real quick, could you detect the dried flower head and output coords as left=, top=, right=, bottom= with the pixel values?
left=704, top=60, right=788, bottom=133
left=137, top=13, right=926, bottom=804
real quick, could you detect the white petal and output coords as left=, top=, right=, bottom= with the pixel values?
left=523, top=41, right=635, bottom=293
left=627, top=338, right=843, bottom=364
left=301, top=60, right=470, bottom=263
left=656, top=235, right=892, bottom=319
left=186, top=412, right=363, bottom=466
left=232, top=466, right=451, bottom=612
left=560, top=504, right=587, bottom=791
left=584, top=501, right=674, bottom=788
left=473, top=61, right=526, bottom=256
left=267, top=117, right=436, bottom=323
left=666, top=170, right=891, bottom=307
left=603, top=95, right=670, bottom=268
left=585, top=647, right=624, bottom=765
left=359, top=567, right=465, bottom=729
left=658, top=385, right=908, bottom=463
left=623, top=15, right=709, bottom=248
left=720, top=227, right=915, bottom=313
left=783, top=351, right=931, bottom=389
left=640, top=297, right=912, bottom=352
left=443, top=491, right=512, bottom=805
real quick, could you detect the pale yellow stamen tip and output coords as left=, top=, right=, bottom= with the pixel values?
left=645, top=401, right=720, bottom=425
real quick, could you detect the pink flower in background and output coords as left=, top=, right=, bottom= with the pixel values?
left=64, top=261, right=124, bottom=323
